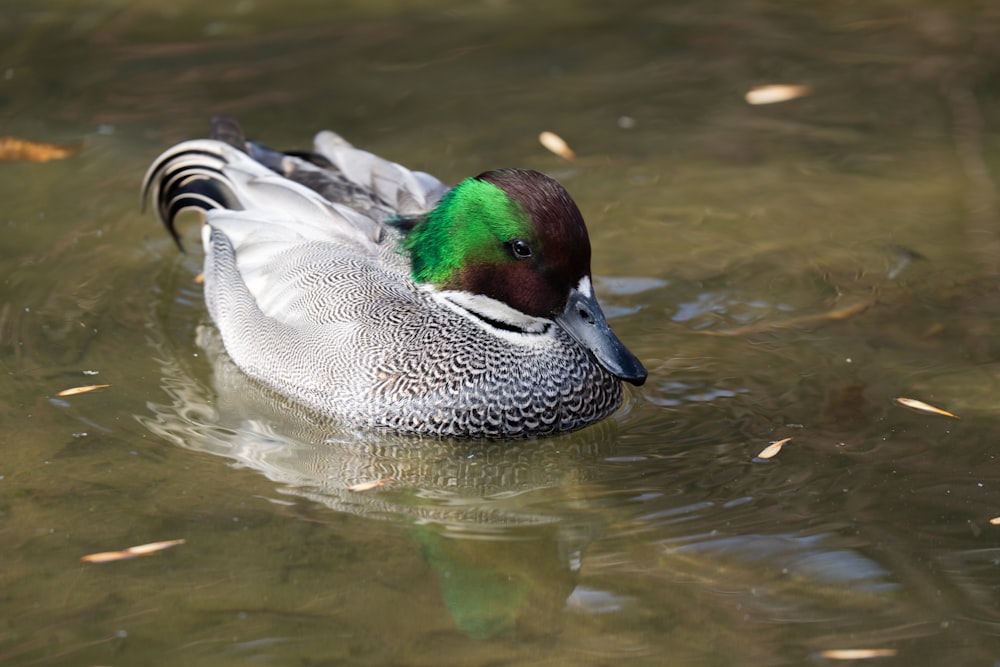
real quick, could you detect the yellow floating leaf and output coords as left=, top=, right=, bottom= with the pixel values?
left=745, top=84, right=811, bottom=105
left=895, top=397, right=958, bottom=419
left=538, top=131, right=575, bottom=160
left=756, top=437, right=791, bottom=460
left=0, top=136, right=82, bottom=162
left=193, top=272, right=205, bottom=284
left=819, top=648, right=897, bottom=660
left=81, top=538, right=185, bottom=563
left=348, top=478, right=394, bottom=492
left=989, top=517, right=1000, bottom=526
left=56, top=384, right=111, bottom=397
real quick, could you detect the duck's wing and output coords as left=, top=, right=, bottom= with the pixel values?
left=141, top=137, right=384, bottom=253
left=144, top=134, right=427, bottom=326
left=205, top=115, right=448, bottom=224
left=142, top=122, right=450, bottom=331
left=309, top=130, right=448, bottom=218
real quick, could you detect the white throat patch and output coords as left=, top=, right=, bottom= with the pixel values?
left=430, top=289, right=554, bottom=342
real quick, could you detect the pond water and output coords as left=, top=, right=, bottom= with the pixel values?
left=3, top=1, right=1000, bottom=665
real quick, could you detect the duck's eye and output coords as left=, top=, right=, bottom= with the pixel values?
left=509, top=239, right=533, bottom=259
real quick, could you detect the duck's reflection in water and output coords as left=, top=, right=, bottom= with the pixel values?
left=140, top=325, right=619, bottom=638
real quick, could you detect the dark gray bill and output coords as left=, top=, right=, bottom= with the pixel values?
left=555, top=285, right=647, bottom=386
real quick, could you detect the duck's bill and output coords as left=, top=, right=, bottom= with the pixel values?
left=555, top=284, right=647, bottom=386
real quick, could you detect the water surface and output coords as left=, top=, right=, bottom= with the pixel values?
left=3, top=1, right=1000, bottom=665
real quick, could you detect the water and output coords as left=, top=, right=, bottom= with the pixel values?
left=3, top=1, right=1000, bottom=664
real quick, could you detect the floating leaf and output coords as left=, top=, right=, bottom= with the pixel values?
left=80, top=551, right=139, bottom=564
left=895, top=397, right=958, bottom=419
left=819, top=648, right=897, bottom=660
left=989, top=517, right=1000, bottom=526
left=0, top=136, right=82, bottom=162
left=56, top=384, right=111, bottom=397
left=745, top=84, right=811, bottom=105
left=124, top=539, right=186, bottom=555
left=193, top=272, right=205, bottom=284
left=756, top=437, right=792, bottom=460
left=538, top=131, right=575, bottom=160
left=348, top=478, right=394, bottom=492
left=81, top=538, right=185, bottom=563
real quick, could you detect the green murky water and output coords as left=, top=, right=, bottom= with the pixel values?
left=3, top=1, right=1000, bottom=664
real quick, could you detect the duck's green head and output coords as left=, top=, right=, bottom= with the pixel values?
left=405, top=168, right=646, bottom=386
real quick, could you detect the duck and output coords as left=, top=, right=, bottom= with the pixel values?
left=142, top=117, right=646, bottom=438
